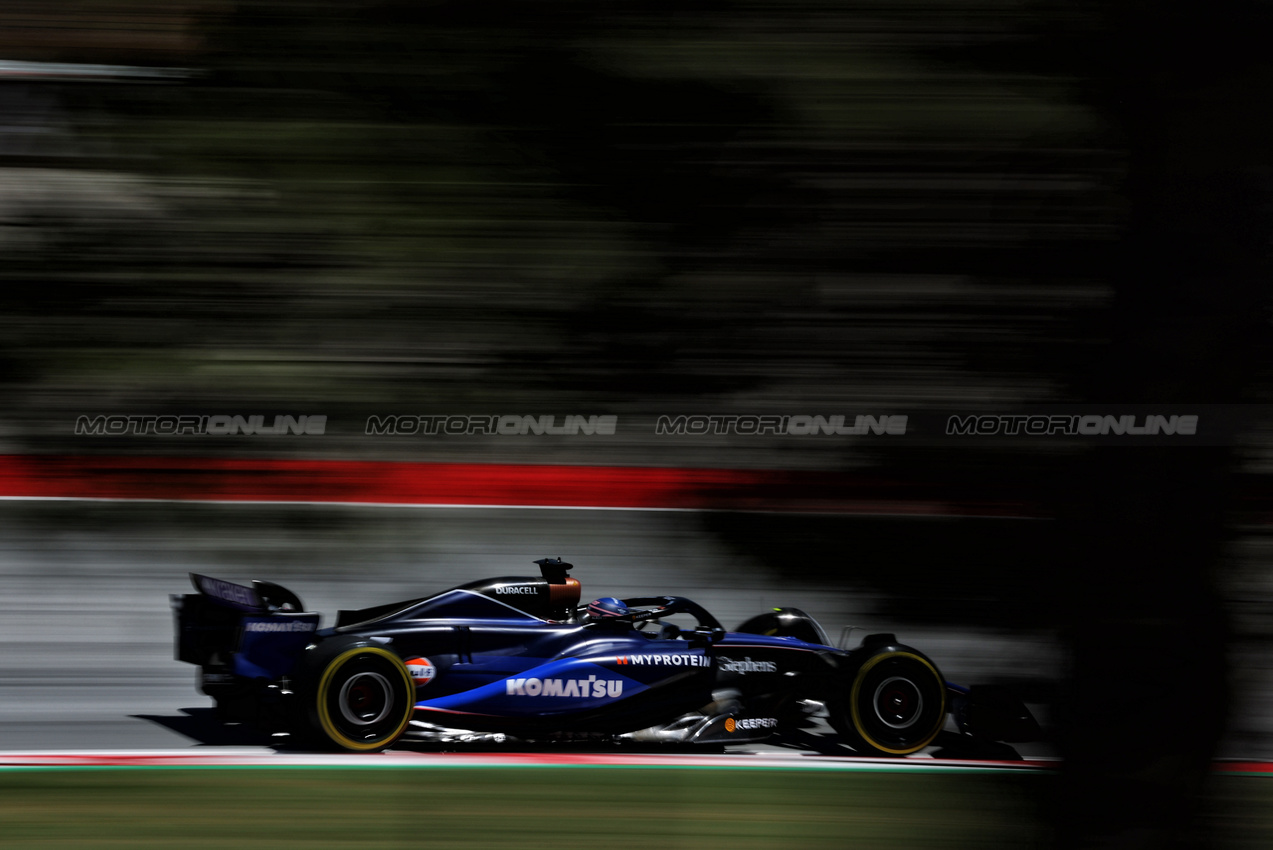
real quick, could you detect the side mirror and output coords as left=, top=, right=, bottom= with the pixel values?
left=688, top=626, right=725, bottom=647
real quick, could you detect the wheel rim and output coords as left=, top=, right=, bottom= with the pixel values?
left=847, top=650, right=945, bottom=755
left=338, top=672, right=394, bottom=726
left=873, top=676, right=923, bottom=729
left=315, top=647, right=414, bottom=751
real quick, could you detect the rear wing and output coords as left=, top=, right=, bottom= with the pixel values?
left=172, top=574, right=319, bottom=680
left=188, top=574, right=265, bottom=612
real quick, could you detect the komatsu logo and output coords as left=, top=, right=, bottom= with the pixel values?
left=242, top=621, right=316, bottom=633
left=505, top=676, right=623, bottom=698
left=615, top=654, right=709, bottom=667
left=718, top=656, right=778, bottom=674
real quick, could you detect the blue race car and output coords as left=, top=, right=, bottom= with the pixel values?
left=173, top=558, right=1038, bottom=754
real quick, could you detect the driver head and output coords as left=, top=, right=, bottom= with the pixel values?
left=587, top=597, right=630, bottom=624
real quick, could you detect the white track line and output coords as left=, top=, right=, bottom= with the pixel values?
left=0, top=749, right=1059, bottom=772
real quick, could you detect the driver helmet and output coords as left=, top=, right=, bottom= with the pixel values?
left=587, top=597, right=631, bottom=622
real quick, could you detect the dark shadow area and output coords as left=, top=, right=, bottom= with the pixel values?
left=132, top=709, right=277, bottom=748
left=929, top=731, right=1025, bottom=762
left=704, top=512, right=1062, bottom=630
left=770, top=727, right=865, bottom=758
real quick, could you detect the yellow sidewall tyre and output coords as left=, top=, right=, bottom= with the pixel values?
left=301, top=642, right=414, bottom=752
left=834, top=647, right=946, bottom=757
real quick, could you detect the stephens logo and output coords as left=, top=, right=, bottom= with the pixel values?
left=404, top=657, right=436, bottom=687
left=718, top=656, right=778, bottom=674
left=505, top=675, right=623, bottom=699
left=726, top=717, right=778, bottom=733
left=615, top=653, right=710, bottom=668
left=493, top=585, right=538, bottom=596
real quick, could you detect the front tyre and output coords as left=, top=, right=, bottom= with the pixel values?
left=296, top=640, right=414, bottom=752
left=832, top=646, right=946, bottom=757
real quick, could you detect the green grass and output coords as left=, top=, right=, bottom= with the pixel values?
left=0, top=768, right=1048, bottom=849
left=1, top=769, right=1268, bottom=849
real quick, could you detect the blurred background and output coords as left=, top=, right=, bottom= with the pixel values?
left=1, top=1, right=1271, bottom=846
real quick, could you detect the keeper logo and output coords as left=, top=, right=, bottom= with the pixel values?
left=726, top=717, right=778, bottom=732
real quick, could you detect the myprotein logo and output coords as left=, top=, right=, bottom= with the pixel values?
left=718, top=656, right=778, bottom=674
left=76, top=414, right=327, bottom=436
left=505, top=676, right=623, bottom=698
left=615, top=653, right=710, bottom=668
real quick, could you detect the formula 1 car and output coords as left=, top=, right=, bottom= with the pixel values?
left=172, top=559, right=1038, bottom=754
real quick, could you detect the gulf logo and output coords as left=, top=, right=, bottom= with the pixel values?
left=404, top=657, right=436, bottom=687
left=725, top=718, right=736, bottom=733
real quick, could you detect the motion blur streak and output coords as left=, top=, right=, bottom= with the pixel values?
left=0, top=2, right=1271, bottom=848
left=0, top=454, right=1038, bottom=515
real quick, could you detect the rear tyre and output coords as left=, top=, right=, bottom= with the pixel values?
left=293, top=639, right=414, bottom=752
left=831, top=646, right=946, bottom=756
